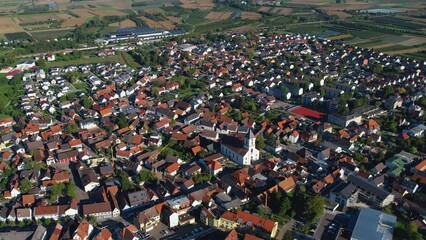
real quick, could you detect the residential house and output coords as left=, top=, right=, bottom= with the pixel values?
left=329, top=181, right=358, bottom=206
left=82, top=202, right=113, bottom=219
left=81, top=169, right=100, bottom=192
left=135, top=203, right=165, bottom=232
left=218, top=211, right=278, bottom=239
left=347, top=173, right=394, bottom=208
left=412, top=160, right=426, bottom=185
left=73, top=220, right=93, bottom=240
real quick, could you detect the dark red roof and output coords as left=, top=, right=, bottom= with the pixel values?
left=291, top=107, right=325, bottom=120
left=6, top=69, right=23, bottom=76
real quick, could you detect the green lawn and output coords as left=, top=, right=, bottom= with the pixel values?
left=0, top=77, right=13, bottom=107
left=46, top=55, right=125, bottom=67
left=73, top=82, right=89, bottom=91
left=120, top=51, right=141, bottom=69
left=0, top=75, right=21, bottom=118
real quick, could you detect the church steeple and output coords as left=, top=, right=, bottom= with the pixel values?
left=244, top=129, right=256, bottom=150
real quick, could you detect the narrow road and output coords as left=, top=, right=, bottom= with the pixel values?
left=181, top=14, right=195, bottom=33
left=286, top=20, right=332, bottom=27
left=11, top=17, right=38, bottom=43
left=276, top=219, right=295, bottom=240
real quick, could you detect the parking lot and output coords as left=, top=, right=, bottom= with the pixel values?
left=147, top=222, right=175, bottom=239
left=314, top=211, right=350, bottom=240
left=162, top=224, right=213, bottom=240
left=314, top=212, right=337, bottom=239
left=270, top=100, right=296, bottom=110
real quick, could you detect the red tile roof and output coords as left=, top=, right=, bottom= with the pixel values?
left=22, top=194, right=35, bottom=205
left=165, top=163, right=180, bottom=174
left=244, top=234, right=263, bottom=240
left=225, top=229, right=238, bottom=240
left=415, top=160, right=426, bottom=171
left=278, top=177, right=296, bottom=192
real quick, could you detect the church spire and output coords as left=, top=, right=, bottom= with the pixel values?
left=244, top=129, right=256, bottom=150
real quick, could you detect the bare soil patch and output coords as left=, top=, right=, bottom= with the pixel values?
left=324, top=10, right=352, bottom=18
left=109, top=19, right=137, bottom=28
left=0, top=17, right=23, bottom=34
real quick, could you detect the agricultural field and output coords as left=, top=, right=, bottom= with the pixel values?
left=205, top=12, right=233, bottom=21
left=143, top=8, right=165, bottom=14
left=167, top=16, right=182, bottom=25
left=139, top=16, right=164, bottom=29
left=109, top=19, right=137, bottom=28
left=17, top=13, right=72, bottom=24
left=322, top=23, right=426, bottom=55
left=180, top=0, right=214, bottom=10
left=273, top=8, right=293, bottom=15
left=241, top=12, right=262, bottom=20
left=30, top=28, right=74, bottom=40
left=0, top=17, right=23, bottom=34
left=61, top=8, right=96, bottom=27
left=323, top=10, right=352, bottom=18
left=0, top=0, right=423, bottom=61
left=258, top=7, right=293, bottom=15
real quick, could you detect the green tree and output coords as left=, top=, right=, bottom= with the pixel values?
left=136, top=169, right=157, bottom=182
left=192, top=173, right=212, bottom=184
left=115, top=113, right=128, bottom=129
left=282, top=231, right=293, bottom=240
left=279, top=197, right=292, bottom=217
left=67, top=182, right=77, bottom=198
left=256, top=135, right=265, bottom=150
left=304, top=195, right=324, bottom=223
left=18, top=221, right=25, bottom=228
left=81, top=96, right=92, bottom=109
left=50, top=183, right=65, bottom=202
left=37, top=59, right=47, bottom=71
left=395, top=221, right=423, bottom=240
left=66, top=123, right=80, bottom=134
left=120, top=172, right=134, bottom=191
left=384, top=86, right=395, bottom=98
left=269, top=190, right=282, bottom=213
left=417, top=96, right=426, bottom=108
left=248, top=51, right=255, bottom=60
left=20, top=178, right=33, bottom=194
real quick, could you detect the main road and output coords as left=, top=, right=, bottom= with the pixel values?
left=15, top=38, right=166, bottom=59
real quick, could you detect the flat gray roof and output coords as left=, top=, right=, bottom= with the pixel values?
left=351, top=208, right=396, bottom=240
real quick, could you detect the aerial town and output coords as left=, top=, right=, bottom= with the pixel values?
left=0, top=0, right=424, bottom=239
left=0, top=31, right=424, bottom=240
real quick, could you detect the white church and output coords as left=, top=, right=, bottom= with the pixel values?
left=220, top=129, right=259, bottom=165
